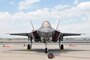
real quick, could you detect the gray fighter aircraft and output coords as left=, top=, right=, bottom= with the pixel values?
left=10, top=20, right=81, bottom=53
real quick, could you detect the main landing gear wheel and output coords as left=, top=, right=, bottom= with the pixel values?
left=45, top=48, right=48, bottom=53
left=60, top=44, right=64, bottom=50
left=27, top=44, right=32, bottom=50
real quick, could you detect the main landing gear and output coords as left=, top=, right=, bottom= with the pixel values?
left=27, top=44, right=32, bottom=50
left=27, top=37, right=32, bottom=50
left=59, top=44, right=64, bottom=50
left=60, top=44, right=64, bottom=50
left=59, top=40, right=64, bottom=50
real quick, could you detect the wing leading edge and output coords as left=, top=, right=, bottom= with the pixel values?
left=10, top=32, right=81, bottom=36
left=61, top=33, right=81, bottom=36
left=10, top=33, right=31, bottom=36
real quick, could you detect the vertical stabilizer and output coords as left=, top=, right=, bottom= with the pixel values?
left=56, top=20, right=60, bottom=30
left=30, top=19, right=34, bottom=31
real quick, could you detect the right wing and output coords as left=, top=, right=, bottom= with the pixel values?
left=9, top=31, right=40, bottom=41
left=10, top=33, right=31, bottom=36
left=9, top=30, right=38, bottom=37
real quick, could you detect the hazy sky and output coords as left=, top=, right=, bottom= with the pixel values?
left=0, top=0, right=90, bottom=38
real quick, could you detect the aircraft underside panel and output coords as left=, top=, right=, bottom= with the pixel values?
left=52, top=31, right=60, bottom=42
left=32, top=31, right=41, bottom=42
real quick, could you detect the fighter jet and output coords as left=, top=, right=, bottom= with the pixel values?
left=10, top=20, right=81, bottom=53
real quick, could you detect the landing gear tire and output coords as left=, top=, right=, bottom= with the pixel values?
left=45, top=48, right=48, bottom=53
left=27, top=44, right=31, bottom=50
left=60, top=44, right=64, bottom=50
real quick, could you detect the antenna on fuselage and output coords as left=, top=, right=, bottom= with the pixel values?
left=56, top=19, right=60, bottom=30
left=30, top=19, right=34, bottom=31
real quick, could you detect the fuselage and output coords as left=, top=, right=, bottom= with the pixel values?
left=38, top=21, right=55, bottom=37
left=35, top=21, right=59, bottom=42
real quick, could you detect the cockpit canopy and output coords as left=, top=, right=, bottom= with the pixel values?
left=42, top=21, right=51, bottom=28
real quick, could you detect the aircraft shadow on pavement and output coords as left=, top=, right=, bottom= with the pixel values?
left=10, top=48, right=90, bottom=54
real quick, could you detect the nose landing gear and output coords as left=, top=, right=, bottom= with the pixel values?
left=45, top=41, right=48, bottom=53
left=45, top=48, right=48, bottom=53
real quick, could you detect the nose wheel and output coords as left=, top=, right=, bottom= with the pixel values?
left=45, top=48, right=48, bottom=53
left=45, top=41, right=48, bottom=53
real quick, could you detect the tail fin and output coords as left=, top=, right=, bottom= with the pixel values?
left=56, top=20, right=60, bottom=30
left=30, top=19, right=34, bottom=31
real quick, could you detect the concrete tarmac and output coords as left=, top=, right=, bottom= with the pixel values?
left=0, top=43, right=90, bottom=60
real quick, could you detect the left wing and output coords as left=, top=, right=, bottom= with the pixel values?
left=61, top=33, right=81, bottom=36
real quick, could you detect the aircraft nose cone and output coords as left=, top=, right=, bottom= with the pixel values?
left=44, top=30, right=48, bottom=32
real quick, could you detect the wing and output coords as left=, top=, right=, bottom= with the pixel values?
left=9, top=30, right=38, bottom=37
left=10, top=33, right=31, bottom=36
left=61, top=33, right=81, bottom=36
left=9, top=31, right=41, bottom=42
